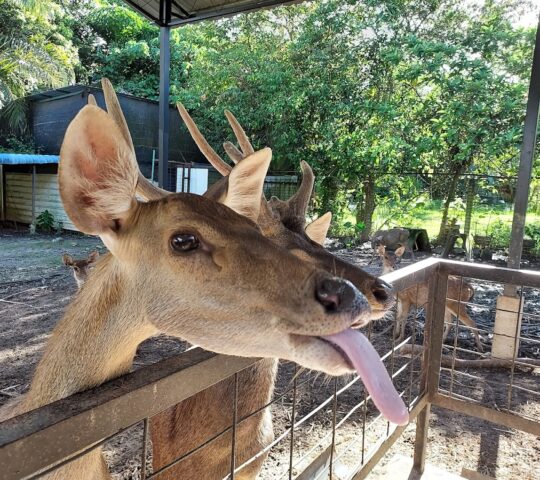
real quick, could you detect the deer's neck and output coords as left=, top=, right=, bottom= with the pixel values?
left=21, top=257, right=157, bottom=413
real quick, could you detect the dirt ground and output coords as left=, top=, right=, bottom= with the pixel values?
left=0, top=228, right=539, bottom=479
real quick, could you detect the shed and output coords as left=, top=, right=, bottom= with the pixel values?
left=0, top=153, right=80, bottom=230
left=25, top=85, right=205, bottom=184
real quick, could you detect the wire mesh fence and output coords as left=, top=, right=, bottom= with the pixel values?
left=1, top=260, right=538, bottom=480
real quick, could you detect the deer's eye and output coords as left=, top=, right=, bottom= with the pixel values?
left=74, top=267, right=80, bottom=272
left=171, top=233, right=200, bottom=253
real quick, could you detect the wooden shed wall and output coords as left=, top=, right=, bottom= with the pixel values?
left=5, top=172, right=77, bottom=231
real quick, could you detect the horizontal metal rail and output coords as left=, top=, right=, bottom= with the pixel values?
left=432, top=393, right=540, bottom=437
left=0, top=349, right=258, bottom=480
left=439, top=259, right=540, bottom=288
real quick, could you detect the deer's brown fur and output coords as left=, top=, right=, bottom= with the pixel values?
left=378, top=245, right=483, bottom=352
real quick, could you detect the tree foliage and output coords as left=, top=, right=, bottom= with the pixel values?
left=0, top=0, right=537, bottom=238
left=0, top=0, right=77, bottom=130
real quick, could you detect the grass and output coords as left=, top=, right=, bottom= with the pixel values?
left=339, top=200, right=540, bottom=245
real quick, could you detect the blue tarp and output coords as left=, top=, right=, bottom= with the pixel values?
left=0, top=153, right=59, bottom=165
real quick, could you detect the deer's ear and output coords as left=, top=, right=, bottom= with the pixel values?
left=395, top=245, right=406, bottom=257
left=58, top=105, right=138, bottom=238
left=376, top=244, right=386, bottom=256
left=305, top=212, right=332, bottom=245
left=62, top=254, right=73, bottom=266
left=223, top=148, right=271, bottom=222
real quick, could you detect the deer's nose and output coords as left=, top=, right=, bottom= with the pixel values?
left=371, top=278, right=394, bottom=307
left=316, top=277, right=357, bottom=313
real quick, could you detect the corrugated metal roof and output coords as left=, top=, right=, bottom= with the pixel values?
left=26, top=84, right=162, bottom=105
left=25, top=85, right=93, bottom=103
left=0, top=153, right=59, bottom=165
left=124, top=0, right=300, bottom=27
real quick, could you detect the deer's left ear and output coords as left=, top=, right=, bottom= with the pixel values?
left=395, top=245, right=406, bottom=257
left=305, top=212, right=332, bottom=245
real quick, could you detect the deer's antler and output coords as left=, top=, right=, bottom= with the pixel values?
left=224, top=110, right=254, bottom=157
left=177, top=103, right=233, bottom=176
left=269, top=161, right=314, bottom=220
left=178, top=105, right=259, bottom=173
left=97, top=78, right=169, bottom=201
left=223, top=141, right=243, bottom=164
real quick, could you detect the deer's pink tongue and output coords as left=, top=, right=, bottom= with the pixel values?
left=321, top=329, right=409, bottom=425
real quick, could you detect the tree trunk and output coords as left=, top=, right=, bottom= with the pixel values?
left=357, top=177, right=376, bottom=242
left=437, top=169, right=460, bottom=243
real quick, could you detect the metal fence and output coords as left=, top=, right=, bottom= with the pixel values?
left=0, top=259, right=538, bottom=479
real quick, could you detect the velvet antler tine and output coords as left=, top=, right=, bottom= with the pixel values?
left=223, top=141, right=244, bottom=164
left=137, top=173, right=170, bottom=200
left=87, top=94, right=97, bottom=106
left=101, top=78, right=135, bottom=154
left=177, top=103, right=232, bottom=176
left=100, top=79, right=169, bottom=200
left=288, top=161, right=315, bottom=216
left=224, top=110, right=254, bottom=156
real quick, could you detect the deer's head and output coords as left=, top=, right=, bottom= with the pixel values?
left=160, top=105, right=395, bottom=320
left=88, top=80, right=407, bottom=424
left=59, top=104, right=370, bottom=371
left=376, top=244, right=405, bottom=275
left=62, top=251, right=99, bottom=288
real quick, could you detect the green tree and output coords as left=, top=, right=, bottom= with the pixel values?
left=0, top=0, right=77, bottom=134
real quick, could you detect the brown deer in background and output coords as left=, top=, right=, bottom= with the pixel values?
left=0, top=89, right=407, bottom=480
left=371, top=228, right=415, bottom=262
left=62, top=251, right=99, bottom=288
left=127, top=95, right=402, bottom=478
left=377, top=245, right=483, bottom=352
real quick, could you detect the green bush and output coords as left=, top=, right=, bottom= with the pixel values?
left=525, top=224, right=540, bottom=253
left=0, top=134, right=35, bottom=154
left=36, top=210, right=55, bottom=233
left=486, top=220, right=511, bottom=249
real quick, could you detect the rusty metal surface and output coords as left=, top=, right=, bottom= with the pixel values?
left=0, top=349, right=259, bottom=480
left=426, top=267, right=449, bottom=400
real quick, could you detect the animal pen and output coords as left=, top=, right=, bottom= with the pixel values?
left=1, top=1, right=539, bottom=480
left=0, top=259, right=539, bottom=479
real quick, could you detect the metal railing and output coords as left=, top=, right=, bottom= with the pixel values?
left=0, top=259, right=539, bottom=479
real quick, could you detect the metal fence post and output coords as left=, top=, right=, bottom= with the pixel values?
left=158, top=23, right=171, bottom=190
left=413, top=264, right=448, bottom=473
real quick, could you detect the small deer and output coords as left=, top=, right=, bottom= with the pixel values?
left=371, top=228, right=415, bottom=260
left=62, top=251, right=99, bottom=288
left=377, top=245, right=483, bottom=352
left=0, top=85, right=406, bottom=480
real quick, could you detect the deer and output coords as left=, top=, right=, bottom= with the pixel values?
left=122, top=94, right=401, bottom=477
left=371, top=228, right=415, bottom=261
left=62, top=251, right=99, bottom=288
left=0, top=92, right=408, bottom=480
left=377, top=244, right=483, bottom=352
